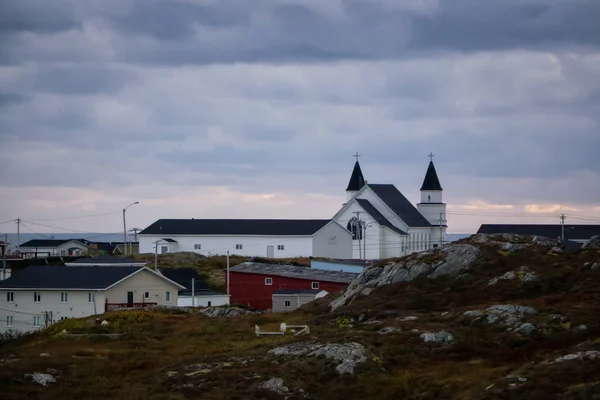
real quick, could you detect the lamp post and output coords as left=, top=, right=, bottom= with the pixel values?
left=122, top=201, right=139, bottom=255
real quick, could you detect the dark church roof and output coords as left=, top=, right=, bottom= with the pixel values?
left=368, top=184, right=432, bottom=227
left=420, top=161, right=443, bottom=191
left=346, top=161, right=366, bottom=191
left=140, top=219, right=331, bottom=236
left=356, top=199, right=408, bottom=235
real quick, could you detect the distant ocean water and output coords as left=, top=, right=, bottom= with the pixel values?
left=0, top=232, right=474, bottom=251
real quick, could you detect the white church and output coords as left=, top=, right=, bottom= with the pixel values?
left=139, top=155, right=447, bottom=260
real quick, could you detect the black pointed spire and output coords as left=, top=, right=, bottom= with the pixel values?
left=346, top=161, right=366, bottom=191
left=420, top=160, right=443, bottom=191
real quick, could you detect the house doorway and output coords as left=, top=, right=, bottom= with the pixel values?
left=266, top=245, right=274, bottom=258
left=127, top=291, right=134, bottom=305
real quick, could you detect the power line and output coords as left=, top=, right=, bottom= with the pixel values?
left=23, top=211, right=122, bottom=222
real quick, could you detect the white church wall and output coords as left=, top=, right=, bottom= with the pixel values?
left=406, top=228, right=432, bottom=254
left=312, top=222, right=353, bottom=259
left=363, top=224, right=382, bottom=260
left=381, top=228, right=405, bottom=258
left=416, top=203, right=447, bottom=227
left=420, top=190, right=443, bottom=203
left=139, top=235, right=313, bottom=258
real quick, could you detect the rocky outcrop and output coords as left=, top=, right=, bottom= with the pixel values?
left=488, top=266, right=539, bottom=286
left=268, top=342, right=368, bottom=375
left=25, top=373, right=56, bottom=386
left=330, top=244, right=482, bottom=311
left=463, top=304, right=538, bottom=331
left=468, top=233, right=557, bottom=249
left=420, top=331, right=453, bottom=344
left=583, top=235, right=600, bottom=249
left=197, top=306, right=263, bottom=318
left=554, top=351, right=600, bottom=363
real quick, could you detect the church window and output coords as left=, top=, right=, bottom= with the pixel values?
left=346, top=217, right=363, bottom=240
left=428, top=194, right=431, bottom=202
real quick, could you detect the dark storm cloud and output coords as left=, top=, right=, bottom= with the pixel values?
left=0, top=0, right=80, bottom=34
left=29, top=66, right=137, bottom=95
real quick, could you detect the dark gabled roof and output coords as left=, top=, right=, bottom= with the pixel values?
left=68, top=256, right=142, bottom=265
left=140, top=219, right=331, bottom=236
left=477, top=224, right=600, bottom=240
left=161, top=238, right=177, bottom=243
left=346, top=161, right=366, bottom=192
left=230, top=262, right=358, bottom=283
left=356, top=199, right=407, bottom=235
left=273, top=289, right=324, bottom=295
left=0, top=265, right=144, bottom=289
left=367, top=184, right=432, bottom=227
left=420, top=161, right=443, bottom=191
left=19, top=239, right=90, bottom=248
left=158, top=268, right=210, bottom=292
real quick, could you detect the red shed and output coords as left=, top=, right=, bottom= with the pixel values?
left=226, top=262, right=358, bottom=310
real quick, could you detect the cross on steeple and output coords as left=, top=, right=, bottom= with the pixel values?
left=354, top=152, right=361, bottom=162
left=428, top=152, right=435, bottom=162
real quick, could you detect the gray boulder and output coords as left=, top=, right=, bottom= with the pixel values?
left=583, top=235, right=600, bottom=249
left=268, top=342, right=368, bottom=375
left=330, top=244, right=482, bottom=311
left=518, top=323, right=537, bottom=335
left=420, top=331, right=453, bottom=344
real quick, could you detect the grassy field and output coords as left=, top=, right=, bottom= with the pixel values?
left=2, top=241, right=600, bottom=399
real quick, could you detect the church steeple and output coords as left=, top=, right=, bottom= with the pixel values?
left=420, top=153, right=443, bottom=191
left=346, top=153, right=365, bottom=192
left=345, top=153, right=365, bottom=201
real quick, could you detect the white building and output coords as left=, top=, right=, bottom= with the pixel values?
left=139, top=219, right=352, bottom=259
left=18, top=239, right=90, bottom=259
left=330, top=155, right=447, bottom=259
left=0, top=265, right=184, bottom=334
left=138, top=155, right=447, bottom=260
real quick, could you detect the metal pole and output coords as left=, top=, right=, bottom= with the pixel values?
left=192, top=278, right=195, bottom=307
left=560, top=213, right=566, bottom=242
left=154, top=242, right=158, bottom=271
left=2, top=233, right=7, bottom=281
left=122, top=208, right=127, bottom=255
left=362, top=222, right=367, bottom=260
left=226, top=250, right=230, bottom=295
left=16, top=218, right=20, bottom=253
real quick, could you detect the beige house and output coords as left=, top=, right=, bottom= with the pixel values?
left=0, top=265, right=184, bottom=333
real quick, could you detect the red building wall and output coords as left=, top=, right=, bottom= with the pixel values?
left=227, top=271, right=349, bottom=310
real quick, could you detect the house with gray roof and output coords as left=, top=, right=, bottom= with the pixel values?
left=0, top=265, right=184, bottom=334
left=138, top=219, right=353, bottom=259
left=227, top=262, right=357, bottom=310
left=272, top=289, right=329, bottom=313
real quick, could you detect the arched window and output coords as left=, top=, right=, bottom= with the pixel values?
left=346, top=217, right=363, bottom=240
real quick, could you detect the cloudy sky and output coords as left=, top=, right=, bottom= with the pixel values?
left=1, top=0, right=599, bottom=236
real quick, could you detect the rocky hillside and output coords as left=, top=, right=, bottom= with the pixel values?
left=2, top=234, right=599, bottom=400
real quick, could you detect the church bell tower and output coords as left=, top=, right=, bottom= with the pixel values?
left=416, top=153, right=446, bottom=227
left=345, top=152, right=366, bottom=201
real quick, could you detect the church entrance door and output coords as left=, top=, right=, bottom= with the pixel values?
left=266, top=245, right=274, bottom=258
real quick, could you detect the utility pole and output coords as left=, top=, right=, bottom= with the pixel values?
left=122, top=202, right=139, bottom=255
left=560, top=213, right=566, bottom=243
left=192, top=277, right=195, bottom=307
left=353, top=211, right=364, bottom=259
left=154, top=241, right=158, bottom=271
left=16, top=218, right=20, bottom=253
left=438, top=212, right=446, bottom=247
left=129, top=228, right=141, bottom=254
left=2, top=233, right=7, bottom=281
left=226, top=250, right=230, bottom=296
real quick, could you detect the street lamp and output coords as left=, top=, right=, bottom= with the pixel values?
left=122, top=201, right=139, bottom=255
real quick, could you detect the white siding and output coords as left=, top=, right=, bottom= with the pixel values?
left=20, top=241, right=89, bottom=258
left=177, top=294, right=230, bottom=307
left=312, top=222, right=352, bottom=259
left=0, top=289, right=106, bottom=333
left=139, top=235, right=314, bottom=258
